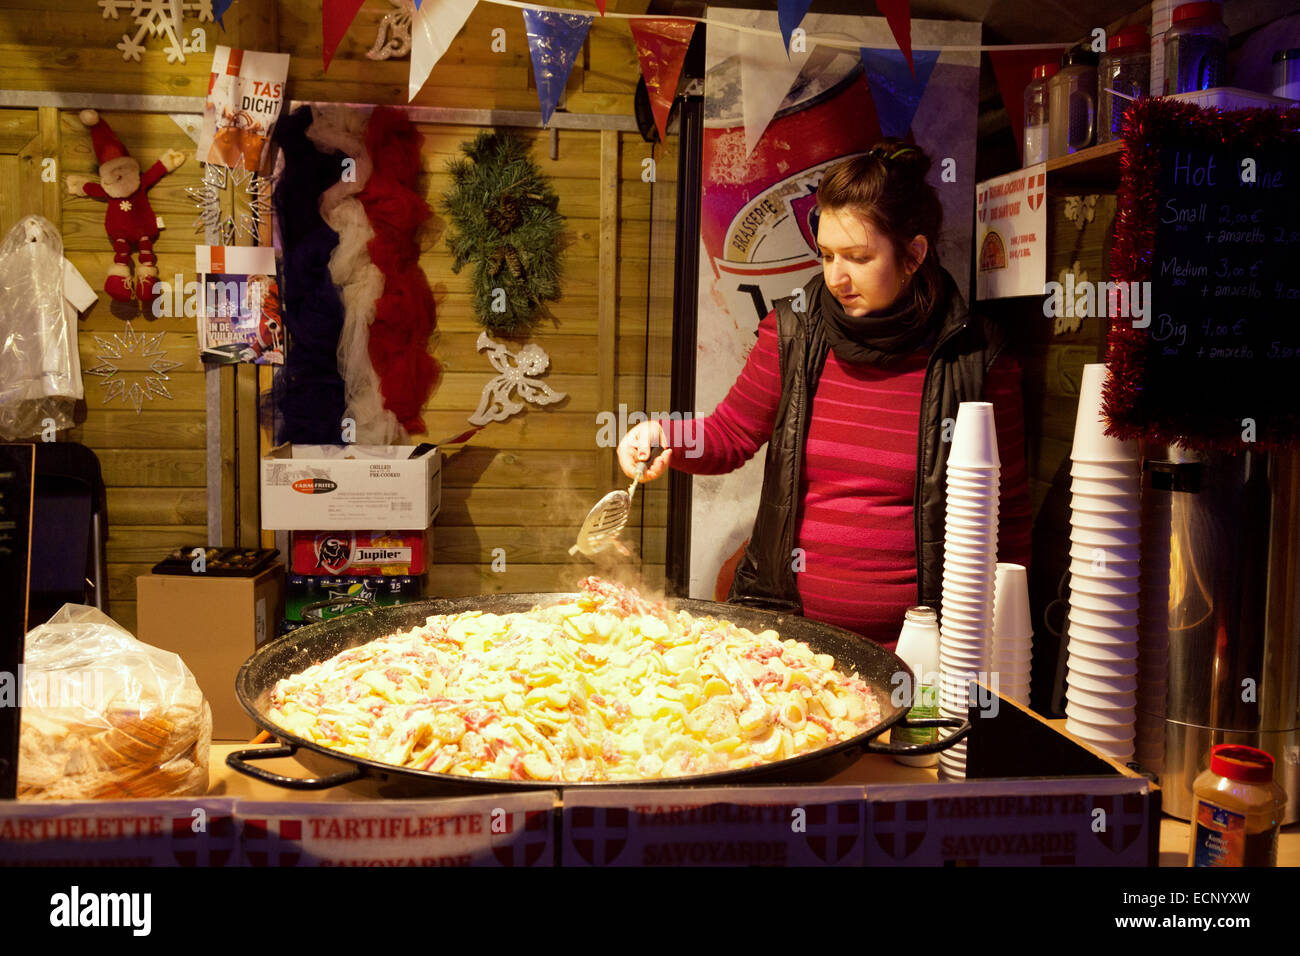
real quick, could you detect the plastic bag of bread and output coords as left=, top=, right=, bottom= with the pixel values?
left=18, top=604, right=212, bottom=800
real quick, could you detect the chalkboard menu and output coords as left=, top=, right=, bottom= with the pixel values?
left=1106, top=100, right=1300, bottom=448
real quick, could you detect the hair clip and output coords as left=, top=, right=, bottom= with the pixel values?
left=868, top=145, right=919, bottom=164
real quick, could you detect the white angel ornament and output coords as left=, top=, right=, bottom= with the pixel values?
left=468, top=332, right=567, bottom=425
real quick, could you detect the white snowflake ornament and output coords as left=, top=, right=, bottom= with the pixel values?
left=99, top=0, right=213, bottom=64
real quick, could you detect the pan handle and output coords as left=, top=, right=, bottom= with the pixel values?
left=862, top=716, right=970, bottom=756
left=226, top=744, right=365, bottom=790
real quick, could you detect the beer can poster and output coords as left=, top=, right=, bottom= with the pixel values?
left=689, top=10, right=981, bottom=598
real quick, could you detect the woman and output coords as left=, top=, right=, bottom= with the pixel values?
left=617, top=140, right=1032, bottom=649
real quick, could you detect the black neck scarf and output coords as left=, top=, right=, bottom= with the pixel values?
left=812, top=269, right=949, bottom=367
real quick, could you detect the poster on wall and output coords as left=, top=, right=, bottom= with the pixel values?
left=974, top=164, right=1048, bottom=300
left=196, top=244, right=284, bottom=365
left=198, top=46, right=291, bottom=174
left=688, top=10, right=981, bottom=600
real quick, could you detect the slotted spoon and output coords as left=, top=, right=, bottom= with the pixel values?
left=570, top=446, right=660, bottom=558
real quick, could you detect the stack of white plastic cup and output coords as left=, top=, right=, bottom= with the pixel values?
left=938, top=402, right=1001, bottom=781
left=1064, top=364, right=1141, bottom=762
left=992, top=563, right=1032, bottom=704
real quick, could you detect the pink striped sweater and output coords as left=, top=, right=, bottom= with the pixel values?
left=667, top=311, right=1033, bottom=647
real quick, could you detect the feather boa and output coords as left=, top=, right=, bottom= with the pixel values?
left=271, top=106, right=347, bottom=445
left=358, top=107, right=438, bottom=434
left=306, top=107, right=404, bottom=445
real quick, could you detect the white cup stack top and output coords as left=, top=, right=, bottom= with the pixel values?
left=938, top=402, right=1002, bottom=780
left=992, top=563, right=1031, bottom=706
left=1064, top=365, right=1140, bottom=763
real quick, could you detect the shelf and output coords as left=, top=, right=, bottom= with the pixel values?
left=1045, top=139, right=1123, bottom=192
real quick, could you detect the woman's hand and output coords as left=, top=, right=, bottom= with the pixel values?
left=617, top=419, right=672, bottom=482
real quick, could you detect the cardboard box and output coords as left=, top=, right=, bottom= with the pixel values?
left=289, top=528, right=432, bottom=576
left=136, top=565, right=285, bottom=741
left=260, top=444, right=440, bottom=530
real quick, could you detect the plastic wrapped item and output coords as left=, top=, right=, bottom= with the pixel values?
left=17, top=604, right=212, bottom=800
left=0, top=216, right=96, bottom=441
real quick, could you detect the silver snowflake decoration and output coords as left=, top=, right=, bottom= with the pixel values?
left=368, top=0, right=415, bottom=61
left=186, top=157, right=270, bottom=245
left=84, top=323, right=184, bottom=414
left=98, top=0, right=214, bottom=64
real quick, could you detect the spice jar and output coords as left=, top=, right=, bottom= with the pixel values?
left=1023, top=62, right=1058, bottom=165
left=1048, top=45, right=1099, bottom=159
left=1189, top=744, right=1288, bottom=867
left=1099, top=26, right=1150, bottom=143
left=1165, top=2, right=1228, bottom=95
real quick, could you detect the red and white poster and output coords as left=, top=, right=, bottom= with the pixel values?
left=974, top=164, right=1048, bottom=300
left=690, top=11, right=981, bottom=597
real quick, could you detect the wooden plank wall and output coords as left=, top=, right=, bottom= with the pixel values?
left=0, top=0, right=673, bottom=630
left=412, top=123, right=674, bottom=598
left=987, top=191, right=1115, bottom=714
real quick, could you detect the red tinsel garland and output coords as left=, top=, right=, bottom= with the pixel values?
left=358, top=107, right=438, bottom=434
left=1106, top=98, right=1300, bottom=450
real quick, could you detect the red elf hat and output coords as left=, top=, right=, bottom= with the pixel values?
left=79, top=109, right=129, bottom=164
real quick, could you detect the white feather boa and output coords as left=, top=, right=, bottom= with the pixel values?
left=306, top=106, right=405, bottom=445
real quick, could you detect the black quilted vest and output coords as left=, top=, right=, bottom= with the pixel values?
left=726, top=270, right=1008, bottom=620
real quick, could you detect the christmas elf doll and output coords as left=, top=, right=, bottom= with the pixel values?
left=64, top=109, right=185, bottom=304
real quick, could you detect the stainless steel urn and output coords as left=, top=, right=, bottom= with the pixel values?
left=1137, top=444, right=1300, bottom=823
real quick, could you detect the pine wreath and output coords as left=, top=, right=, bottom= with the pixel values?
left=442, top=130, right=565, bottom=335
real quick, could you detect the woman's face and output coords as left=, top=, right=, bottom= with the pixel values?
left=816, top=207, right=920, bottom=316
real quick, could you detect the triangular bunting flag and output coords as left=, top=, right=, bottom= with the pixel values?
left=739, top=25, right=811, bottom=156
left=629, top=19, right=696, bottom=142
left=776, top=0, right=814, bottom=57
left=322, top=0, right=367, bottom=71
left=990, top=50, right=1059, bottom=166
left=212, top=0, right=234, bottom=28
left=523, top=9, right=594, bottom=126
left=858, top=47, right=940, bottom=139
left=596, top=0, right=606, bottom=14
left=409, top=0, right=478, bottom=101
left=875, top=0, right=914, bottom=75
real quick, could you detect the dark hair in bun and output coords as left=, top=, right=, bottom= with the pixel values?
left=815, top=138, right=946, bottom=318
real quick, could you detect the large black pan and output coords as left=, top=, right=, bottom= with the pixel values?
left=228, top=593, right=968, bottom=797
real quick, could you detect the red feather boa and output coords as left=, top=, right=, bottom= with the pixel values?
left=358, top=107, right=438, bottom=433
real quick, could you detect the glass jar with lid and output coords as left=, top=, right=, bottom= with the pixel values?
left=1099, top=26, right=1150, bottom=142
left=1023, top=62, right=1058, bottom=165
left=1165, top=2, right=1228, bottom=94
left=1273, top=48, right=1300, bottom=100
left=1048, top=45, right=1099, bottom=159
